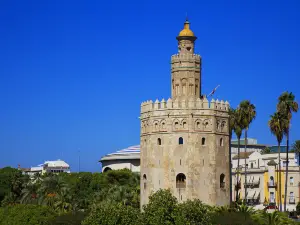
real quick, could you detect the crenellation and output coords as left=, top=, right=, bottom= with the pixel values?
left=141, top=98, right=230, bottom=114
left=171, top=54, right=201, bottom=61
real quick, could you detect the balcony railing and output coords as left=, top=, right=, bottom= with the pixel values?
left=176, top=182, right=186, bottom=189
left=268, top=181, right=277, bottom=188
left=289, top=198, right=296, bottom=204
left=244, top=179, right=260, bottom=187
left=269, top=198, right=276, bottom=203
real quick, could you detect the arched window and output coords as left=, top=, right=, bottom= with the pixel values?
left=202, top=137, right=206, bottom=145
left=290, top=177, right=294, bottom=186
left=103, top=167, right=112, bottom=172
left=157, top=138, right=162, bottom=145
left=220, top=173, right=225, bottom=188
left=220, top=138, right=223, bottom=146
left=270, top=176, right=274, bottom=186
left=143, top=174, right=147, bottom=190
left=179, top=137, right=183, bottom=145
left=176, top=173, right=186, bottom=188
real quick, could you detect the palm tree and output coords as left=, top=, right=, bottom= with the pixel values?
left=228, top=107, right=237, bottom=205
left=233, top=111, right=243, bottom=203
left=277, top=92, right=298, bottom=212
left=20, top=182, right=39, bottom=204
left=38, top=175, right=69, bottom=207
left=269, top=112, right=289, bottom=212
left=292, top=140, right=300, bottom=167
left=239, top=100, right=256, bottom=202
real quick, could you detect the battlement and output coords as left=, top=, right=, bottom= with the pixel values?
left=141, top=97, right=229, bottom=113
left=171, top=54, right=201, bottom=61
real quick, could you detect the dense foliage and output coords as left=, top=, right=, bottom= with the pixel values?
left=1, top=167, right=300, bottom=224
left=0, top=204, right=56, bottom=225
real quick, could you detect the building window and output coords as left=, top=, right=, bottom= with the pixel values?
left=179, top=137, right=183, bottom=145
left=283, top=161, right=289, bottom=167
left=220, top=173, right=225, bottom=188
left=269, top=176, right=274, bottom=186
left=251, top=163, right=253, bottom=169
left=143, top=174, right=147, bottom=190
left=176, top=173, right=186, bottom=188
left=202, top=137, right=206, bottom=145
left=290, top=177, right=294, bottom=186
left=157, top=138, right=162, bottom=145
left=103, top=167, right=112, bottom=172
left=180, top=159, right=181, bottom=165
left=220, top=138, right=223, bottom=146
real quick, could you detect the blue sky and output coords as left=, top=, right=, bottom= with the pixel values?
left=0, top=0, right=299, bottom=172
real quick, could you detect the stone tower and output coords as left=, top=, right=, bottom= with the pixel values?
left=140, top=19, right=230, bottom=207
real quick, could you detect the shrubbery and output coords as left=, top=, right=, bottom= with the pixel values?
left=0, top=204, right=56, bottom=225
left=0, top=167, right=299, bottom=225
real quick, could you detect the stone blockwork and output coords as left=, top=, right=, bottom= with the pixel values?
left=140, top=19, right=230, bottom=207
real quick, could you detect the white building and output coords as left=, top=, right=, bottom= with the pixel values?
left=100, top=145, right=140, bottom=173
left=20, top=159, right=70, bottom=176
left=232, top=151, right=299, bottom=211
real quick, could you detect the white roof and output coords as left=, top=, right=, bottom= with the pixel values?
left=31, top=166, right=43, bottom=172
left=100, top=145, right=140, bottom=161
left=43, top=160, right=69, bottom=168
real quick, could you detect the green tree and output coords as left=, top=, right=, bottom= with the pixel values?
left=0, top=204, right=56, bottom=225
left=142, top=189, right=178, bottom=225
left=228, top=107, right=237, bottom=205
left=277, top=91, right=298, bottom=212
left=38, top=175, right=70, bottom=211
left=252, top=210, right=297, bottom=225
left=292, top=140, right=300, bottom=168
left=296, top=202, right=300, bottom=216
left=261, top=147, right=271, bottom=155
left=174, top=199, right=212, bottom=225
left=50, top=212, right=87, bottom=225
left=269, top=112, right=289, bottom=211
left=239, top=100, right=256, bottom=202
left=20, top=182, right=39, bottom=204
left=0, top=167, right=26, bottom=205
left=82, top=203, right=140, bottom=225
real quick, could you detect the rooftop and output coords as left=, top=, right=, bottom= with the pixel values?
left=232, top=151, right=254, bottom=160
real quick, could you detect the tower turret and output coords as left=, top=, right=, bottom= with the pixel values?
left=171, top=19, right=202, bottom=99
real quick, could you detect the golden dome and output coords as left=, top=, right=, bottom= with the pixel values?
left=178, top=19, right=195, bottom=37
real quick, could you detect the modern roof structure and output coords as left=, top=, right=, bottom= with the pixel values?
left=100, top=145, right=140, bottom=162
left=42, top=159, right=70, bottom=168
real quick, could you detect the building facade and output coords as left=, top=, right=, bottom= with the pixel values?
left=232, top=152, right=300, bottom=210
left=139, top=19, right=230, bottom=207
left=20, top=159, right=70, bottom=177
left=100, top=143, right=300, bottom=210
left=100, top=145, right=140, bottom=172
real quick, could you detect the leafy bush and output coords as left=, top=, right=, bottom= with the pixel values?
left=0, top=204, right=56, bottom=225
left=82, top=203, right=140, bottom=225
left=174, top=199, right=212, bottom=225
left=142, top=189, right=178, bottom=225
left=50, top=211, right=87, bottom=225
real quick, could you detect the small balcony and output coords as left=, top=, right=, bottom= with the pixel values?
left=268, top=181, right=277, bottom=188
left=289, top=198, right=296, bottom=204
left=244, top=177, right=260, bottom=188
left=269, top=198, right=276, bottom=204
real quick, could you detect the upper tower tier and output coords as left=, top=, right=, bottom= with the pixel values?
left=171, top=19, right=201, bottom=100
